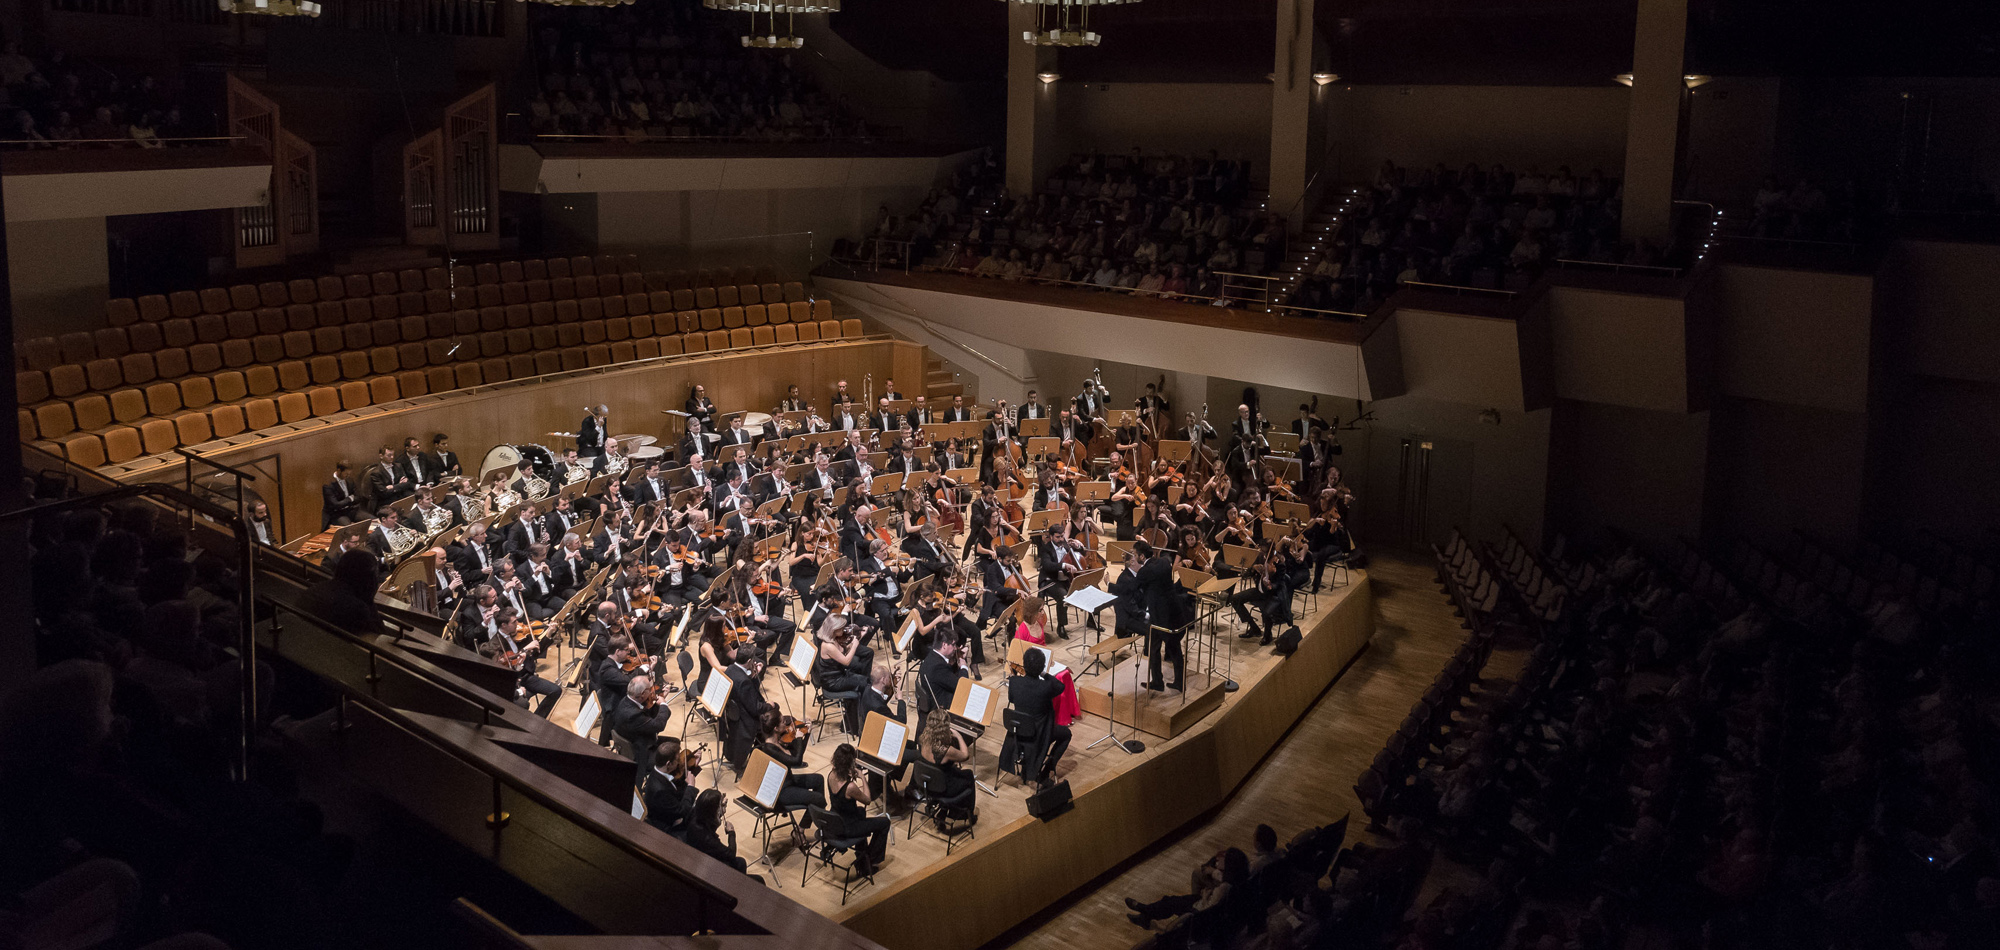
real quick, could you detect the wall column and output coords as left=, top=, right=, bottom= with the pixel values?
left=1268, top=0, right=1320, bottom=226
left=1621, top=0, right=1688, bottom=247
left=1004, top=2, right=1059, bottom=198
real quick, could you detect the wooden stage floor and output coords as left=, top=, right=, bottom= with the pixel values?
left=540, top=560, right=1376, bottom=950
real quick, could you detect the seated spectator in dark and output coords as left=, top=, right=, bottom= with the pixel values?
left=1125, top=846, right=1249, bottom=930
left=297, top=549, right=386, bottom=635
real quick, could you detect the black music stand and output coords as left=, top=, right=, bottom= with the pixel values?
left=1083, top=646, right=1146, bottom=755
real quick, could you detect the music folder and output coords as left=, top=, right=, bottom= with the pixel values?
left=1075, top=480, right=1112, bottom=502
left=736, top=749, right=788, bottom=809
left=857, top=711, right=908, bottom=772
left=699, top=669, right=732, bottom=718
left=948, top=678, right=995, bottom=730
left=1004, top=638, right=1067, bottom=678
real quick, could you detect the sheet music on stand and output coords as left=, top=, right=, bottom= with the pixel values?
left=736, top=749, right=787, bottom=809
left=895, top=612, right=921, bottom=654
left=784, top=637, right=815, bottom=684
left=1066, top=585, right=1118, bottom=616
left=699, top=669, right=732, bottom=718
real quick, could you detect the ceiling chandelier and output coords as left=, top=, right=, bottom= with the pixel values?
left=1007, top=0, right=1142, bottom=48
left=218, top=0, right=322, bottom=15
left=704, top=1, right=840, bottom=49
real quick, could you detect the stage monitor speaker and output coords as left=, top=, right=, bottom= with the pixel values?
left=1027, top=779, right=1073, bottom=821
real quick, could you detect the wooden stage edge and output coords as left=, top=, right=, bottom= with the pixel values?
left=835, top=577, right=1377, bottom=950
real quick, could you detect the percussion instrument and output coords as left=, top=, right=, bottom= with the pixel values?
left=739, top=411, right=775, bottom=438
left=613, top=433, right=657, bottom=447
left=629, top=445, right=667, bottom=460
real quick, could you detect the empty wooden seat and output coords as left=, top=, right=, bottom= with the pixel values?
left=220, top=339, right=255, bottom=368
left=313, top=326, right=344, bottom=354
left=246, top=365, right=281, bottom=396
left=244, top=398, right=280, bottom=431
left=738, top=283, right=762, bottom=306
left=139, top=418, right=179, bottom=455
left=339, top=351, right=370, bottom=379
left=546, top=257, right=571, bottom=279
left=200, top=287, right=233, bottom=314
left=813, top=299, right=834, bottom=321
left=307, top=387, right=341, bottom=417
left=288, top=278, right=319, bottom=304
left=584, top=344, right=612, bottom=367
left=659, top=335, right=684, bottom=356
left=454, top=363, right=483, bottom=389
left=761, top=282, right=784, bottom=304
left=796, top=321, right=820, bottom=342
left=681, top=333, right=706, bottom=354
left=745, top=303, right=769, bottom=326
left=317, top=275, right=346, bottom=301
left=499, top=260, right=524, bottom=283
left=213, top=371, right=248, bottom=403
left=174, top=412, right=212, bottom=446
left=16, top=371, right=48, bottom=405
left=774, top=323, right=798, bottom=344
left=634, top=338, right=661, bottom=360
left=706, top=330, right=730, bottom=351
left=716, top=284, right=740, bottom=308
left=277, top=392, right=310, bottom=423
left=479, top=357, right=510, bottom=383
left=822, top=320, right=845, bottom=340
left=60, top=434, right=106, bottom=468
left=144, top=381, right=182, bottom=416
left=426, top=366, right=456, bottom=393
left=533, top=351, right=562, bottom=375
left=102, top=427, right=143, bottom=463
left=20, top=337, right=60, bottom=371
left=728, top=328, right=752, bottom=349
left=695, top=287, right=717, bottom=309
left=85, top=358, right=122, bottom=392
left=604, top=318, right=630, bottom=342
left=338, top=380, right=371, bottom=411
left=609, top=341, right=637, bottom=363
left=791, top=301, right=814, bottom=323
left=49, top=365, right=87, bottom=399
left=209, top=404, right=246, bottom=438
left=179, top=376, right=215, bottom=410
left=602, top=294, right=627, bottom=320
left=700, top=308, right=723, bottom=331
left=282, top=330, right=314, bottom=359
left=751, top=326, right=774, bottom=346
left=394, top=370, right=428, bottom=398
left=71, top=394, right=111, bottom=431
left=397, top=341, right=427, bottom=370
left=33, top=403, right=76, bottom=439
left=627, top=314, right=653, bottom=337
left=249, top=335, right=283, bottom=364
left=580, top=320, right=606, bottom=345
left=127, top=323, right=163, bottom=353
left=522, top=259, right=548, bottom=281
left=370, top=346, right=401, bottom=374
left=507, top=354, right=536, bottom=379
left=287, top=359, right=320, bottom=389
left=722, top=306, right=745, bottom=328
left=842, top=319, right=864, bottom=338
left=369, top=271, right=397, bottom=296
left=59, top=332, right=96, bottom=364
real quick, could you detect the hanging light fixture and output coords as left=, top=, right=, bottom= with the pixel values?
left=218, top=0, right=322, bottom=15
left=1006, top=0, right=1143, bottom=48
left=704, top=1, right=840, bottom=49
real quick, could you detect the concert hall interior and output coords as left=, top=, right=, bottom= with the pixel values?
left=5, top=3, right=2000, bottom=950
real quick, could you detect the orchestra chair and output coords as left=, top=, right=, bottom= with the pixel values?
left=801, top=804, right=875, bottom=903
left=810, top=666, right=863, bottom=739
left=904, top=760, right=974, bottom=854
left=995, top=707, right=1032, bottom=787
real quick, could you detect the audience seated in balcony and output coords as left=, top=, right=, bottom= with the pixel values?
left=0, top=41, right=197, bottom=149
left=523, top=0, right=866, bottom=142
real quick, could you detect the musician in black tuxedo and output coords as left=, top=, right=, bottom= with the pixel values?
left=629, top=461, right=671, bottom=506
left=519, top=543, right=561, bottom=619
left=1121, top=539, right=1184, bottom=690
left=579, top=405, right=609, bottom=466
left=481, top=609, right=561, bottom=718
left=899, top=524, right=951, bottom=585
left=1020, top=389, right=1048, bottom=420
left=609, top=674, right=672, bottom=764
left=593, top=634, right=637, bottom=746
left=503, top=503, right=550, bottom=558
left=856, top=666, right=912, bottom=784
left=1006, top=648, right=1070, bottom=788
left=400, top=437, right=434, bottom=493
left=914, top=634, right=967, bottom=735
left=722, top=648, right=776, bottom=772
left=684, top=384, right=718, bottom=436
left=716, top=415, right=755, bottom=451
left=906, top=396, right=935, bottom=429
left=641, top=737, right=701, bottom=838
left=831, top=403, right=859, bottom=431
left=428, top=433, right=462, bottom=479
left=551, top=534, right=593, bottom=597
left=322, top=460, right=363, bottom=528
left=942, top=394, right=973, bottom=423
left=452, top=522, right=499, bottom=588
left=544, top=496, right=582, bottom=540
left=368, top=445, right=414, bottom=507
left=871, top=399, right=901, bottom=434
left=718, top=446, right=759, bottom=487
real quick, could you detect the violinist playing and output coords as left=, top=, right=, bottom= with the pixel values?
left=899, top=520, right=953, bottom=585
left=754, top=708, right=826, bottom=848
left=742, top=559, right=799, bottom=656
left=477, top=607, right=562, bottom=718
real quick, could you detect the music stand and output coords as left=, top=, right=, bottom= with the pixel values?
left=1075, top=481, right=1112, bottom=503
left=948, top=678, right=1000, bottom=796
left=1156, top=439, right=1192, bottom=462
left=855, top=710, right=910, bottom=779
left=1018, top=418, right=1050, bottom=438
left=734, top=749, right=792, bottom=881
left=1082, top=634, right=1145, bottom=755
left=1272, top=500, right=1310, bottom=523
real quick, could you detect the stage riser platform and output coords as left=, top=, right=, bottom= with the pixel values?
left=1075, top=664, right=1226, bottom=739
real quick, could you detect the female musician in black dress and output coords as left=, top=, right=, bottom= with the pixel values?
left=914, top=713, right=977, bottom=831
left=826, top=743, right=892, bottom=876
left=684, top=788, right=750, bottom=874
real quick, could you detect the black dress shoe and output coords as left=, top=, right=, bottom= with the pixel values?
left=1057, top=627, right=1070, bottom=640
left=1145, top=680, right=1163, bottom=692
left=1237, top=627, right=1262, bottom=639
left=1125, top=898, right=1143, bottom=912
left=1167, top=681, right=1183, bottom=692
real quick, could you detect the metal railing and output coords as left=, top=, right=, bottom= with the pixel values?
left=1552, top=258, right=1685, bottom=277
left=1399, top=280, right=1518, bottom=297
left=0, top=134, right=245, bottom=150
left=828, top=253, right=1370, bottom=321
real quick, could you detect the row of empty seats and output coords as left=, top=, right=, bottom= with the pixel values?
left=20, top=297, right=838, bottom=398
left=24, top=318, right=869, bottom=472
left=23, top=269, right=819, bottom=373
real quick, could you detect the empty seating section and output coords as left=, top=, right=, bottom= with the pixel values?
left=16, top=258, right=862, bottom=469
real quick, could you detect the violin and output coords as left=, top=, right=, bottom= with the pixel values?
left=776, top=714, right=810, bottom=746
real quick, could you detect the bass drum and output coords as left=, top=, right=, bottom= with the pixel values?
left=515, top=444, right=557, bottom=482
left=478, top=444, right=523, bottom=487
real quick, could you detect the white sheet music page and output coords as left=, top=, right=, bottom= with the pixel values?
left=701, top=669, right=732, bottom=716
left=787, top=638, right=814, bottom=679
left=962, top=683, right=990, bottom=722
left=896, top=613, right=920, bottom=653
left=756, top=761, right=786, bottom=807
left=877, top=719, right=906, bottom=762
